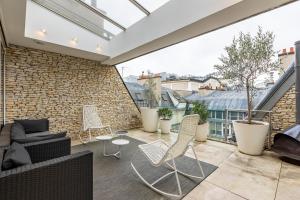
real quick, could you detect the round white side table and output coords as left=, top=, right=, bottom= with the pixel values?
left=95, top=135, right=113, bottom=157
left=111, top=139, right=130, bottom=159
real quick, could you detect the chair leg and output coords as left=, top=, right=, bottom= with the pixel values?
left=190, top=145, right=205, bottom=179
left=165, top=145, right=205, bottom=179
left=130, top=150, right=183, bottom=198
left=170, top=156, right=183, bottom=196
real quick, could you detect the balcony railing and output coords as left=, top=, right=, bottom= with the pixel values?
left=171, top=109, right=272, bottom=148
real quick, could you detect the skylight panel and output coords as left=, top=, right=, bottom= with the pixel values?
left=82, top=0, right=146, bottom=28
left=32, top=0, right=123, bottom=40
left=136, top=0, right=170, bottom=12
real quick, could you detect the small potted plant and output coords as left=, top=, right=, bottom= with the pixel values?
left=192, top=102, right=209, bottom=142
left=158, top=108, right=173, bottom=134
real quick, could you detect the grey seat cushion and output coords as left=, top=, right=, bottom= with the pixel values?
left=2, top=142, right=32, bottom=170
left=26, top=131, right=51, bottom=138
left=11, top=122, right=26, bottom=140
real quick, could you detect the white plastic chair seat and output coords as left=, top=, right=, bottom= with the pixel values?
left=139, top=140, right=169, bottom=165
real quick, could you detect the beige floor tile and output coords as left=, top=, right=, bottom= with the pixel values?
left=183, top=181, right=246, bottom=200
left=275, top=162, right=300, bottom=200
left=223, top=151, right=281, bottom=179
left=206, top=160, right=278, bottom=200
left=204, top=140, right=237, bottom=152
left=185, top=143, right=234, bottom=166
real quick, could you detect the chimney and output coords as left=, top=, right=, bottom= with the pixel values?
left=278, top=47, right=296, bottom=73
left=137, top=73, right=162, bottom=106
left=295, top=41, right=300, bottom=124
left=282, top=48, right=287, bottom=54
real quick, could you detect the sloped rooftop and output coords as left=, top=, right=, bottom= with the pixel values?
left=186, top=89, right=269, bottom=110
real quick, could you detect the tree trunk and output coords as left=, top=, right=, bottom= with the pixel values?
left=246, top=81, right=252, bottom=124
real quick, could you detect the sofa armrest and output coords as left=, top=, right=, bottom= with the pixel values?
left=23, top=137, right=71, bottom=163
left=0, top=151, right=93, bottom=200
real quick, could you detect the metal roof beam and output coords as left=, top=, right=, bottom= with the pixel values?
left=74, top=0, right=126, bottom=31
left=128, top=0, right=150, bottom=16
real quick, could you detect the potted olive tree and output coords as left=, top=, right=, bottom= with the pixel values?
left=215, top=27, right=279, bottom=155
left=158, top=108, right=173, bottom=134
left=140, top=76, right=160, bottom=132
left=192, top=102, right=209, bottom=142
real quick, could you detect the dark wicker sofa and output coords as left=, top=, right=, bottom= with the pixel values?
left=1, top=119, right=67, bottom=145
left=0, top=137, right=93, bottom=200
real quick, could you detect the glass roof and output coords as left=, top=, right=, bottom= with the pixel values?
left=31, top=0, right=171, bottom=40
left=82, top=0, right=146, bottom=28
left=136, top=0, right=171, bottom=12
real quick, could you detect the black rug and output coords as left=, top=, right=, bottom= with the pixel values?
left=72, top=136, right=217, bottom=200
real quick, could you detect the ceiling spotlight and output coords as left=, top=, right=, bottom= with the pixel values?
left=70, top=37, right=78, bottom=46
left=36, top=28, right=47, bottom=37
left=96, top=44, right=101, bottom=53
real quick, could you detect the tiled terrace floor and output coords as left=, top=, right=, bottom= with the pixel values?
left=73, top=129, right=300, bottom=200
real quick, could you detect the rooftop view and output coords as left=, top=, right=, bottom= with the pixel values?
left=0, top=0, right=299, bottom=200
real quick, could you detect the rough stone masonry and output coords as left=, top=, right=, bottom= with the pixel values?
left=5, top=45, right=142, bottom=140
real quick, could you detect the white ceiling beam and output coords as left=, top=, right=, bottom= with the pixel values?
left=103, top=0, right=296, bottom=65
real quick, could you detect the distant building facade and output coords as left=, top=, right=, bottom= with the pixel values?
left=161, top=76, right=223, bottom=93
left=278, top=47, right=295, bottom=74
left=185, top=89, right=269, bottom=142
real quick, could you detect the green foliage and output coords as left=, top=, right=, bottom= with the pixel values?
left=214, top=27, right=279, bottom=123
left=192, top=102, right=209, bottom=124
left=158, top=108, right=173, bottom=120
left=144, top=74, right=160, bottom=108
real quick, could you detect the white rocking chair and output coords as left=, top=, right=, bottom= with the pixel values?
left=131, top=114, right=205, bottom=198
left=80, top=105, right=112, bottom=144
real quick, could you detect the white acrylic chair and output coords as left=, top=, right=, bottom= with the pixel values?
left=131, top=114, right=205, bottom=198
left=80, top=105, right=112, bottom=143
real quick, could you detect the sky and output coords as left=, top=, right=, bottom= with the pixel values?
left=117, top=1, right=300, bottom=78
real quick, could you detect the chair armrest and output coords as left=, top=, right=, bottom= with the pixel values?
left=23, top=137, right=71, bottom=163
left=0, top=151, right=93, bottom=200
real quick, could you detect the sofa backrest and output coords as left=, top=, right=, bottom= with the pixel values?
left=14, top=119, right=49, bottom=134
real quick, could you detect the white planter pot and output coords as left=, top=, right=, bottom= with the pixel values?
left=195, top=122, right=209, bottom=142
left=233, top=120, right=269, bottom=156
left=160, top=119, right=171, bottom=134
left=140, top=107, right=159, bottom=132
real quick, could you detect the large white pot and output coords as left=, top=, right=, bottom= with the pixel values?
left=160, top=119, right=171, bottom=134
left=195, top=122, right=209, bottom=142
left=140, top=107, right=159, bottom=132
left=233, top=120, right=269, bottom=156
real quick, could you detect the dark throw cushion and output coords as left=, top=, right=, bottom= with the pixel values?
left=2, top=142, right=32, bottom=170
left=11, top=122, right=26, bottom=141
left=14, top=119, right=49, bottom=134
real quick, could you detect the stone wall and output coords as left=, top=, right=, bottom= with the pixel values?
left=264, top=85, right=296, bottom=143
left=5, top=45, right=141, bottom=140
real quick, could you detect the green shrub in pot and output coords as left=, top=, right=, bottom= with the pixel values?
left=158, top=108, right=173, bottom=134
left=192, top=102, right=209, bottom=142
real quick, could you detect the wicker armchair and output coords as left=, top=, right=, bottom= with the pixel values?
left=0, top=137, right=93, bottom=200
